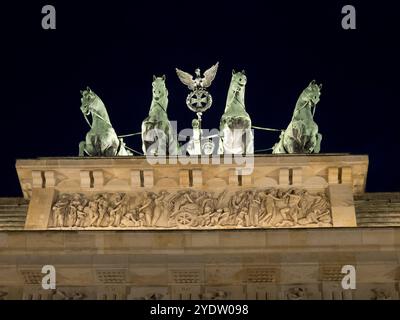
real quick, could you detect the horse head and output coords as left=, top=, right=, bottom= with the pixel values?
left=230, top=69, right=247, bottom=93
left=301, top=80, right=322, bottom=106
left=80, top=86, right=112, bottom=131
left=80, top=86, right=98, bottom=116
left=152, top=75, right=168, bottom=105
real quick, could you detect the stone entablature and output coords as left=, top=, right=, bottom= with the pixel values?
left=16, top=154, right=368, bottom=196
left=15, top=154, right=368, bottom=230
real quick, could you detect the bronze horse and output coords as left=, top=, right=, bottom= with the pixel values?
left=273, top=80, right=322, bottom=154
left=141, top=76, right=179, bottom=156
left=79, top=87, right=132, bottom=156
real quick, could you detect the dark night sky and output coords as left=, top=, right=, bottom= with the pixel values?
left=1, top=1, right=399, bottom=196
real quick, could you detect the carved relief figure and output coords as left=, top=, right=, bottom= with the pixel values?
left=248, top=191, right=261, bottom=226
left=75, top=205, right=87, bottom=227
left=67, top=202, right=77, bottom=227
left=88, top=200, right=99, bottom=227
left=52, top=200, right=66, bottom=227
left=97, top=196, right=109, bottom=227
left=258, top=190, right=274, bottom=225
left=152, top=191, right=167, bottom=226
left=109, top=193, right=127, bottom=227
left=138, top=192, right=155, bottom=227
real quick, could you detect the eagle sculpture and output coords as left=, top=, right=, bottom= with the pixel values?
left=175, top=62, right=219, bottom=91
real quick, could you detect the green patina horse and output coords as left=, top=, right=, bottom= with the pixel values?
left=273, top=80, right=322, bottom=154
left=141, top=76, right=179, bottom=156
left=79, top=87, right=132, bottom=156
left=219, top=70, right=254, bottom=154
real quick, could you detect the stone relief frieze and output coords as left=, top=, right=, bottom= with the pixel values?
left=49, top=188, right=332, bottom=229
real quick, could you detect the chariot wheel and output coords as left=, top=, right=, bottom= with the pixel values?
left=175, top=211, right=195, bottom=228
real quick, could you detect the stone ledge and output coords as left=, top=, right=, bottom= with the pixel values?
left=0, top=228, right=399, bottom=254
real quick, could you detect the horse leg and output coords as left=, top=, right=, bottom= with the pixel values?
left=283, top=122, right=306, bottom=153
left=285, top=136, right=301, bottom=153
left=221, top=119, right=245, bottom=154
left=314, top=133, right=322, bottom=153
left=272, top=139, right=286, bottom=154
left=142, top=122, right=159, bottom=155
left=79, top=141, right=86, bottom=156
left=271, top=142, right=279, bottom=154
left=104, top=139, right=119, bottom=156
left=221, top=125, right=234, bottom=154
left=80, top=137, right=96, bottom=156
left=141, top=122, right=150, bottom=154
left=167, top=123, right=179, bottom=156
left=217, top=137, right=224, bottom=154
left=147, top=125, right=168, bottom=156
left=243, top=128, right=254, bottom=154
left=87, top=133, right=105, bottom=156
left=103, top=146, right=115, bottom=157
left=157, top=130, right=167, bottom=156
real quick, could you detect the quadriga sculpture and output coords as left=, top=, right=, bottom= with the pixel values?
left=79, top=87, right=132, bottom=156
left=219, top=70, right=254, bottom=154
left=273, top=80, right=322, bottom=154
left=141, top=75, right=179, bottom=156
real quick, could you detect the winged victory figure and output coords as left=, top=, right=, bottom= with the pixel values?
left=176, top=62, right=219, bottom=91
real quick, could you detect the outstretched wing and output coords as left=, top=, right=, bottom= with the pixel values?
left=175, top=68, right=195, bottom=90
left=202, top=62, right=219, bottom=88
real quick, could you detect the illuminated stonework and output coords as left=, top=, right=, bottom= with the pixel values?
left=1, top=154, right=398, bottom=300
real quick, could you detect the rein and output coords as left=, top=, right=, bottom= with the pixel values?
left=152, top=100, right=167, bottom=113
left=82, top=107, right=113, bottom=129
left=90, top=109, right=113, bottom=127
left=294, top=100, right=317, bottom=117
left=83, top=113, right=92, bottom=129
